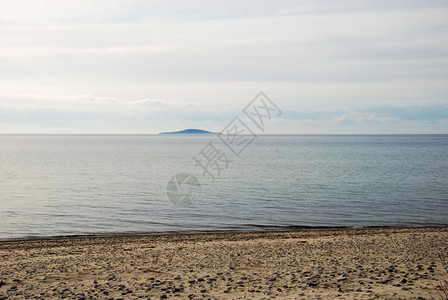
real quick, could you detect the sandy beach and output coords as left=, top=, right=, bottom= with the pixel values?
left=0, top=227, right=447, bottom=299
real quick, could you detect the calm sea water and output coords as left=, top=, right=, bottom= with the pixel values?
left=1, top=134, right=447, bottom=239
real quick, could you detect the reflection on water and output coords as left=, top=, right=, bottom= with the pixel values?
left=1, top=134, right=447, bottom=239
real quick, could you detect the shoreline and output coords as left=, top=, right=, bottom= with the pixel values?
left=1, top=226, right=447, bottom=299
left=2, top=224, right=448, bottom=243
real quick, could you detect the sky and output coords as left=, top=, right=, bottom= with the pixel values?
left=1, top=0, right=447, bottom=134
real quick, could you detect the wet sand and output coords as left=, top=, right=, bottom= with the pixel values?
left=0, top=227, right=447, bottom=299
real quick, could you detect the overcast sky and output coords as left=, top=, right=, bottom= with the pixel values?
left=1, top=0, right=447, bottom=133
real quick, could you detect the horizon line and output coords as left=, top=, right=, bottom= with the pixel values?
left=1, top=133, right=447, bottom=136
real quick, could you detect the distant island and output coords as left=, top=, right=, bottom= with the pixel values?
left=158, top=129, right=218, bottom=135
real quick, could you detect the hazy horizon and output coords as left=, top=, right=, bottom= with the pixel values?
left=2, top=132, right=448, bottom=136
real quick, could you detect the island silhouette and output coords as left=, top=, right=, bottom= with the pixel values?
left=158, top=129, right=218, bottom=135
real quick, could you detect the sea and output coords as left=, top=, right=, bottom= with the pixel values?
left=1, top=134, right=447, bottom=240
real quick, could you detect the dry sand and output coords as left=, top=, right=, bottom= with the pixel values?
left=0, top=227, right=447, bottom=299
